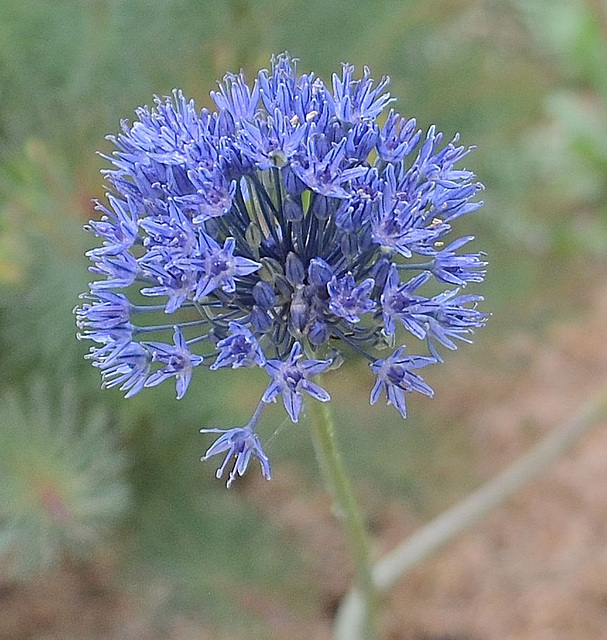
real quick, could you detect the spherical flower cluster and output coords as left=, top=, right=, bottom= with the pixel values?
left=77, top=54, right=487, bottom=487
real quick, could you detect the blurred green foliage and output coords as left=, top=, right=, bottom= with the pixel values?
left=0, top=380, right=130, bottom=576
left=1, top=0, right=606, bottom=636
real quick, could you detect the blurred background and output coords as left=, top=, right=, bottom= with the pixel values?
left=2, top=1, right=607, bottom=638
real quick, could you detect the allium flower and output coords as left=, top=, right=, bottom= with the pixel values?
left=143, top=326, right=204, bottom=399
left=200, top=426, right=272, bottom=489
left=211, top=321, right=266, bottom=370
left=78, top=54, right=487, bottom=486
left=370, top=348, right=435, bottom=419
left=200, top=402, right=272, bottom=488
left=327, top=273, right=376, bottom=323
left=262, top=342, right=331, bottom=422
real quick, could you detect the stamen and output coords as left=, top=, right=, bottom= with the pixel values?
left=133, top=318, right=209, bottom=334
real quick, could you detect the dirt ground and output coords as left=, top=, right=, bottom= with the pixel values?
left=3, top=279, right=607, bottom=640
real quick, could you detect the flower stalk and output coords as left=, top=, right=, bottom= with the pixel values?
left=308, top=390, right=379, bottom=640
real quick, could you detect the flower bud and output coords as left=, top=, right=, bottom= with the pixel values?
left=252, top=281, right=276, bottom=309
left=289, top=288, right=308, bottom=334
left=311, top=195, right=330, bottom=220
left=308, top=258, right=333, bottom=287
left=341, top=233, right=358, bottom=258
left=250, top=305, right=273, bottom=332
left=370, top=257, right=390, bottom=290
left=308, top=321, right=330, bottom=346
left=284, top=196, right=304, bottom=221
left=282, top=165, right=306, bottom=195
left=285, top=251, right=305, bottom=286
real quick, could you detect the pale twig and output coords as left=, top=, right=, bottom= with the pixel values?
left=335, top=386, right=607, bottom=639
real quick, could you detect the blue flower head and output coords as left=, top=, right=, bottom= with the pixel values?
left=78, top=54, right=487, bottom=486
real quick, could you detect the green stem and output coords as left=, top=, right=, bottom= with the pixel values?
left=308, top=391, right=379, bottom=640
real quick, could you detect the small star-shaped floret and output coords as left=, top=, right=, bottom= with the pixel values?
left=370, top=347, right=434, bottom=418
left=144, top=327, right=203, bottom=399
left=263, top=342, right=331, bottom=422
